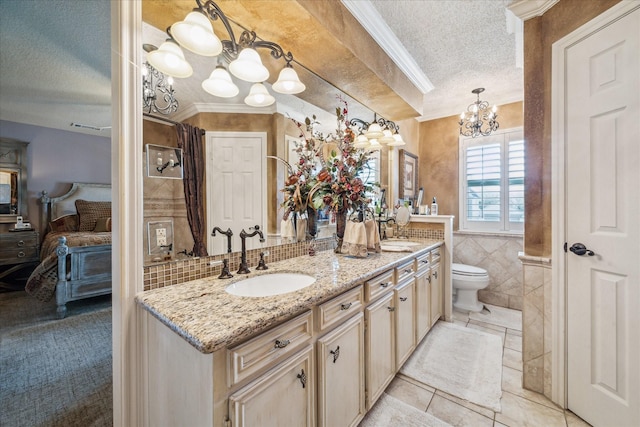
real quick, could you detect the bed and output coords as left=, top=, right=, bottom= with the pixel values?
left=26, top=183, right=112, bottom=318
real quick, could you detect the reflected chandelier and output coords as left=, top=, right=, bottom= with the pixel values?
left=348, top=114, right=406, bottom=151
left=459, top=88, right=499, bottom=138
left=146, top=0, right=306, bottom=109
left=142, top=59, right=179, bottom=115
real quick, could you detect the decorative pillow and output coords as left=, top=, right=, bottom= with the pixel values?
left=93, top=217, right=112, bottom=232
left=49, top=214, right=79, bottom=232
left=75, top=199, right=112, bottom=232
left=25, top=253, right=58, bottom=302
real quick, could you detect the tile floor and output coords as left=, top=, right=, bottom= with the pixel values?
left=374, top=305, right=592, bottom=427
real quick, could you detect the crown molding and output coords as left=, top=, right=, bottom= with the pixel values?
left=507, top=0, right=560, bottom=21
left=170, top=102, right=276, bottom=122
left=341, top=0, right=434, bottom=94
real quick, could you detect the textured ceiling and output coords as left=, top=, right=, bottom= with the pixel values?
left=0, top=0, right=523, bottom=136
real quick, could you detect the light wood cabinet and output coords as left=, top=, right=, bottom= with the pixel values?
left=317, top=313, right=365, bottom=427
left=415, top=270, right=431, bottom=343
left=395, top=278, right=416, bottom=369
left=430, top=261, right=443, bottom=326
left=229, top=345, right=315, bottom=427
left=364, top=291, right=395, bottom=410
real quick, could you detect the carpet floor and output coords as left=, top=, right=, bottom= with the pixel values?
left=400, top=320, right=503, bottom=412
left=0, top=291, right=112, bottom=427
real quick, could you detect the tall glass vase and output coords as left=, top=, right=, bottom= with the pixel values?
left=335, top=208, right=347, bottom=253
left=306, top=206, right=317, bottom=240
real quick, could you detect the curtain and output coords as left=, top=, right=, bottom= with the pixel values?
left=175, top=123, right=208, bottom=257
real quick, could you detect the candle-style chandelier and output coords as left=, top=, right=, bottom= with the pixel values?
left=142, top=59, right=179, bottom=115
left=146, top=0, right=306, bottom=110
left=459, top=88, right=499, bottom=138
left=348, top=114, right=406, bottom=150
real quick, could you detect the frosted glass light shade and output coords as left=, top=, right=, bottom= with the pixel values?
left=202, top=66, right=239, bottom=98
left=386, top=133, right=406, bottom=147
left=364, top=123, right=384, bottom=139
left=368, top=139, right=382, bottom=151
left=147, top=41, right=193, bottom=78
left=171, top=11, right=222, bottom=56
left=229, top=48, right=269, bottom=82
left=244, top=83, right=275, bottom=107
left=353, top=134, right=370, bottom=149
left=379, top=129, right=395, bottom=144
left=272, top=66, right=306, bottom=94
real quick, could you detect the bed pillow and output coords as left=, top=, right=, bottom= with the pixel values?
left=49, top=214, right=79, bottom=232
left=75, top=200, right=112, bottom=232
left=93, top=217, right=112, bottom=232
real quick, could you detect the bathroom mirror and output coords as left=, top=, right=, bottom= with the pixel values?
left=0, top=139, right=28, bottom=223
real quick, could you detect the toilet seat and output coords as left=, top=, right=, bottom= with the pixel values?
left=452, top=263, right=488, bottom=277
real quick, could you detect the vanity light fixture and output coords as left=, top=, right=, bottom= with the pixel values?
left=157, top=0, right=306, bottom=107
left=202, top=64, right=239, bottom=98
left=142, top=59, right=179, bottom=115
left=349, top=114, right=406, bottom=150
left=146, top=40, right=193, bottom=79
left=459, top=88, right=499, bottom=138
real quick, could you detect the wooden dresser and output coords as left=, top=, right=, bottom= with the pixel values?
left=0, top=230, right=40, bottom=290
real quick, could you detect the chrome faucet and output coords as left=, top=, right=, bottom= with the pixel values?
left=211, top=227, right=233, bottom=254
left=238, top=225, right=265, bottom=274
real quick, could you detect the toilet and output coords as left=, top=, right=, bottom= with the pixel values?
left=452, top=263, right=490, bottom=312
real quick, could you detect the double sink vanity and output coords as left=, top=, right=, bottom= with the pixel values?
left=137, top=238, right=448, bottom=427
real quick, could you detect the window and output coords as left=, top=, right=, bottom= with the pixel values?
left=459, top=128, right=524, bottom=233
left=360, top=149, right=381, bottom=204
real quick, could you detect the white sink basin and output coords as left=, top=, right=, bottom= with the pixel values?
left=380, top=240, right=420, bottom=252
left=225, top=273, right=316, bottom=297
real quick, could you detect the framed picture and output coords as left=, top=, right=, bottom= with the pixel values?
left=146, top=144, right=183, bottom=179
left=399, top=149, right=418, bottom=200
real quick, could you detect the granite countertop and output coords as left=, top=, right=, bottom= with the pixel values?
left=136, top=239, right=442, bottom=354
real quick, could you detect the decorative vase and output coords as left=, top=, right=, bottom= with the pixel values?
left=306, top=206, right=317, bottom=240
left=335, top=208, right=347, bottom=253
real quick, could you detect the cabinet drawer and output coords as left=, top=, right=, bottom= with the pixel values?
left=316, top=285, right=363, bottom=332
left=227, top=310, right=313, bottom=387
left=416, top=252, right=430, bottom=273
left=0, top=247, right=39, bottom=263
left=395, top=260, right=416, bottom=284
left=431, top=247, right=441, bottom=264
left=0, top=232, right=38, bottom=248
left=365, top=270, right=394, bottom=302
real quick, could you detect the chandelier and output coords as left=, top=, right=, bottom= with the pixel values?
left=348, top=114, right=406, bottom=151
left=146, top=0, right=306, bottom=109
left=459, top=88, right=499, bottom=138
left=142, top=59, right=179, bottom=115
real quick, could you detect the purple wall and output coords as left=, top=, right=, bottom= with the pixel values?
left=0, top=120, right=111, bottom=233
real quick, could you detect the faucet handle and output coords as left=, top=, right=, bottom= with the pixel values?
left=256, top=252, right=268, bottom=270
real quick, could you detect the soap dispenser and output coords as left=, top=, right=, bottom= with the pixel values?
left=431, top=197, right=438, bottom=216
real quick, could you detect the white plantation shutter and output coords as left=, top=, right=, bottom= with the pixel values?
left=460, top=128, right=524, bottom=233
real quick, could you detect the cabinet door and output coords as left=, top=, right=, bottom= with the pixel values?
left=395, top=279, right=416, bottom=369
left=430, top=262, right=442, bottom=326
left=415, top=271, right=431, bottom=343
left=229, top=345, right=315, bottom=427
left=317, top=313, right=365, bottom=427
left=364, top=291, right=395, bottom=410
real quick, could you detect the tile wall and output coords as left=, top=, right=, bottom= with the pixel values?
left=453, top=232, right=524, bottom=310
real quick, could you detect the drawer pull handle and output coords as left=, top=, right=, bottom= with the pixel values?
left=404, top=268, right=413, bottom=274
left=17, top=240, right=25, bottom=247
left=380, top=282, right=390, bottom=288
left=427, top=276, right=431, bottom=283
left=297, top=369, right=307, bottom=388
left=340, top=302, right=352, bottom=311
left=274, top=339, right=290, bottom=349
left=433, top=271, right=438, bottom=279
left=387, top=306, right=395, bottom=312
left=17, top=251, right=26, bottom=258
left=400, top=297, right=408, bottom=302
left=330, top=346, right=340, bottom=363
left=421, top=260, right=429, bottom=264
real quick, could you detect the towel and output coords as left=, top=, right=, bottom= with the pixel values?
left=365, top=218, right=381, bottom=253
left=280, top=217, right=295, bottom=243
left=342, top=220, right=368, bottom=258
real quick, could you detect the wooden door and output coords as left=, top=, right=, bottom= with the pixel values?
left=564, top=5, right=640, bottom=426
left=430, top=262, right=442, bottom=327
left=228, top=345, right=315, bottom=427
left=395, top=279, right=416, bottom=369
left=364, top=291, right=395, bottom=410
left=317, top=314, right=365, bottom=427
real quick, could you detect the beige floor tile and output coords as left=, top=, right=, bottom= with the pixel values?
left=565, top=410, right=592, bottom=427
left=427, top=394, right=494, bottom=427
left=453, top=319, right=469, bottom=328
left=501, top=366, right=562, bottom=411
left=452, top=309, right=470, bottom=323
left=385, top=376, right=434, bottom=411
left=504, top=333, right=522, bottom=352
left=434, top=390, right=495, bottom=419
left=502, top=347, right=522, bottom=371
left=468, top=319, right=508, bottom=333
left=494, top=422, right=509, bottom=427
left=395, top=372, right=436, bottom=393
left=507, top=328, right=522, bottom=337
left=466, top=322, right=506, bottom=344
left=495, top=392, right=566, bottom=427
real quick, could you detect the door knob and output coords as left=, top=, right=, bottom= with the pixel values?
left=569, top=243, right=595, bottom=256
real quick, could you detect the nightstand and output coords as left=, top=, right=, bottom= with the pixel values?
left=0, top=230, right=40, bottom=290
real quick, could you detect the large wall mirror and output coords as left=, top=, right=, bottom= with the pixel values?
left=0, top=138, right=29, bottom=224
left=141, top=17, right=386, bottom=264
